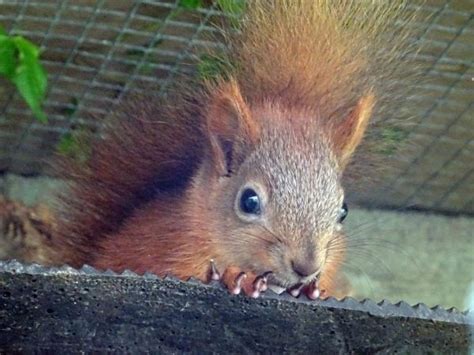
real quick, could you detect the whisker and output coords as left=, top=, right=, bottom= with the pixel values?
left=325, top=238, right=396, bottom=278
left=243, top=231, right=277, bottom=244
left=337, top=260, right=375, bottom=296
left=344, top=234, right=420, bottom=270
left=259, top=225, right=286, bottom=245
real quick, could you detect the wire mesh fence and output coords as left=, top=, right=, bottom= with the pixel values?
left=0, top=0, right=472, bottom=215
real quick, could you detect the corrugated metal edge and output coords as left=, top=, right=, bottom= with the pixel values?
left=0, top=259, right=471, bottom=325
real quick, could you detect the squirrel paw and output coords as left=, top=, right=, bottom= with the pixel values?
left=288, top=280, right=326, bottom=300
left=219, top=265, right=272, bottom=298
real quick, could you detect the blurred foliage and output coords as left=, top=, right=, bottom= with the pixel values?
left=217, top=0, right=245, bottom=27
left=197, top=54, right=233, bottom=80
left=0, top=26, right=48, bottom=122
left=195, top=0, right=246, bottom=80
left=60, top=97, right=79, bottom=117
left=179, top=0, right=245, bottom=17
left=379, top=126, right=407, bottom=155
left=56, top=97, right=91, bottom=161
left=179, top=0, right=203, bottom=9
left=217, top=0, right=245, bottom=16
left=56, top=126, right=93, bottom=163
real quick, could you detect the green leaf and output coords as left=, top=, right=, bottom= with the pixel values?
left=0, top=28, right=48, bottom=122
left=179, top=0, right=202, bottom=9
left=11, top=36, right=48, bottom=122
left=0, top=36, right=17, bottom=78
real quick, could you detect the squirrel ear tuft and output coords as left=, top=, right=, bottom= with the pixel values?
left=206, top=80, right=258, bottom=176
left=333, top=92, right=375, bottom=168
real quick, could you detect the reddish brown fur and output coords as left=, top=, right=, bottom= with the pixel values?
left=333, top=93, right=375, bottom=167
left=51, top=93, right=205, bottom=267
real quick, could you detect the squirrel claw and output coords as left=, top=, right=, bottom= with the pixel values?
left=250, top=271, right=272, bottom=298
left=306, top=280, right=321, bottom=300
left=209, top=259, right=221, bottom=281
left=288, top=280, right=322, bottom=300
left=288, top=283, right=304, bottom=298
left=232, top=272, right=247, bottom=295
left=222, top=267, right=272, bottom=298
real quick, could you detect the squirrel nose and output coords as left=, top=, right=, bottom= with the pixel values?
left=291, top=259, right=319, bottom=278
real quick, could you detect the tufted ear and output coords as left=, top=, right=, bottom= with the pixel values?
left=333, top=93, right=375, bottom=168
left=206, top=80, right=259, bottom=176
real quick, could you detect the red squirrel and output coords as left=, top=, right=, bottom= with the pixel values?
left=48, top=1, right=418, bottom=299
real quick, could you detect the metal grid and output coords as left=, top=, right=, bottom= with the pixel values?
left=0, top=0, right=224, bottom=171
left=369, top=1, right=474, bottom=215
left=0, top=0, right=473, bottom=215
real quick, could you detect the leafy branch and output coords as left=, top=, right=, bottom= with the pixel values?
left=0, top=27, right=48, bottom=122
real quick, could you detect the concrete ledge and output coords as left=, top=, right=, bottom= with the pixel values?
left=0, top=261, right=471, bottom=353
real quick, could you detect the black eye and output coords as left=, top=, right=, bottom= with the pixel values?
left=240, top=188, right=261, bottom=215
left=338, top=202, right=348, bottom=223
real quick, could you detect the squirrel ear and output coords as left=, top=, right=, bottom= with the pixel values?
left=206, top=80, right=258, bottom=176
left=333, top=92, right=375, bottom=167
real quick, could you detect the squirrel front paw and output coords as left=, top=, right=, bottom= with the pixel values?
left=222, top=267, right=272, bottom=298
left=209, top=261, right=271, bottom=298
left=288, top=280, right=324, bottom=300
left=207, top=260, right=329, bottom=300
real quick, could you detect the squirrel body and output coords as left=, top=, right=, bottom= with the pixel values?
left=50, top=0, right=417, bottom=298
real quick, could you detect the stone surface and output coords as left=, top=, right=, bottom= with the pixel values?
left=0, top=261, right=471, bottom=353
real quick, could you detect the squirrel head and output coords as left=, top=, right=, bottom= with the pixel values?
left=194, top=80, right=374, bottom=289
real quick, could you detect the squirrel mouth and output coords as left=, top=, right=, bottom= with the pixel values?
left=265, top=274, right=293, bottom=294
left=267, top=280, right=321, bottom=299
left=267, top=283, right=287, bottom=295
left=268, top=280, right=321, bottom=299
left=266, top=278, right=300, bottom=293
left=267, top=274, right=320, bottom=297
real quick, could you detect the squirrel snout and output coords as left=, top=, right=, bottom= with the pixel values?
left=291, top=259, right=320, bottom=278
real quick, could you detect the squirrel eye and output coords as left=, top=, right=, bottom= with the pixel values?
left=239, top=188, right=261, bottom=215
left=338, top=202, right=348, bottom=223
